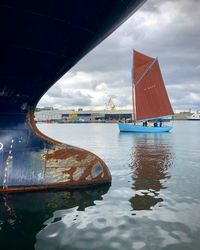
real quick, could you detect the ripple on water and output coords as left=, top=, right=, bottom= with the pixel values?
left=1, top=122, right=200, bottom=250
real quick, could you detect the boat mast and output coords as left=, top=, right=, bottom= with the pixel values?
left=132, top=82, right=137, bottom=124
left=132, top=50, right=137, bottom=124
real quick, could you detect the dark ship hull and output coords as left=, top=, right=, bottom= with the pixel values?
left=0, top=0, right=145, bottom=192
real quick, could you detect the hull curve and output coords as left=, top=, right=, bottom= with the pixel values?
left=0, top=110, right=111, bottom=192
left=0, top=0, right=146, bottom=192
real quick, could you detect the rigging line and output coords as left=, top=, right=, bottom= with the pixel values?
left=135, top=57, right=157, bottom=86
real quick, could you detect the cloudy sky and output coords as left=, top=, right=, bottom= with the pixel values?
left=38, top=0, right=200, bottom=112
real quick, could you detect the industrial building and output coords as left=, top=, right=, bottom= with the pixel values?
left=35, top=108, right=133, bottom=123
left=35, top=108, right=193, bottom=123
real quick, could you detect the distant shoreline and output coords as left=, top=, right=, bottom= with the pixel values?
left=36, top=119, right=200, bottom=124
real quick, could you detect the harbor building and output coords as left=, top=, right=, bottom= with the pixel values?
left=35, top=108, right=194, bottom=123
left=35, top=109, right=133, bottom=123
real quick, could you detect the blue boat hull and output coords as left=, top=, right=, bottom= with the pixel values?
left=118, top=123, right=173, bottom=133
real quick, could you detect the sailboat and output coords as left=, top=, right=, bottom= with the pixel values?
left=118, top=50, right=174, bottom=133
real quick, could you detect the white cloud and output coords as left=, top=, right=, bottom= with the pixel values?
left=189, top=93, right=200, bottom=102
left=95, top=83, right=108, bottom=91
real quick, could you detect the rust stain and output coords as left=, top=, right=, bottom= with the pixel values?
left=42, top=146, right=112, bottom=184
left=45, top=148, right=92, bottom=161
left=24, top=108, right=112, bottom=190
left=0, top=178, right=111, bottom=193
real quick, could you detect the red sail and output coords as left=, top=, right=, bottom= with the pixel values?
left=133, top=50, right=174, bottom=121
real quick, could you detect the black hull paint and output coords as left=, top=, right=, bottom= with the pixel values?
left=0, top=0, right=145, bottom=191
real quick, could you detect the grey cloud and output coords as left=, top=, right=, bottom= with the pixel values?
left=46, top=84, right=63, bottom=98
left=39, top=0, right=200, bottom=111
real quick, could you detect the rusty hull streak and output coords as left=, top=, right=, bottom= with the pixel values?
left=30, top=110, right=111, bottom=189
left=43, top=144, right=111, bottom=185
left=45, top=148, right=94, bottom=161
left=0, top=181, right=111, bottom=193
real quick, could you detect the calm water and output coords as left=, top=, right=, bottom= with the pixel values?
left=1, top=121, right=200, bottom=250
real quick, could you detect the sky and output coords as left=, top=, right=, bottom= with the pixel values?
left=38, top=0, right=200, bottom=112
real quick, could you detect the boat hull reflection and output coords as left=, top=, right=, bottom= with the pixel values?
left=129, top=134, right=174, bottom=210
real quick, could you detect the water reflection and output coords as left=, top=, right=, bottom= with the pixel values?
left=0, top=185, right=110, bottom=250
left=129, top=134, right=174, bottom=211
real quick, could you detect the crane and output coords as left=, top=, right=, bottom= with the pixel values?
left=105, top=97, right=116, bottom=110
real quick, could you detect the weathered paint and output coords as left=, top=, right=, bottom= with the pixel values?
left=0, top=110, right=111, bottom=192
